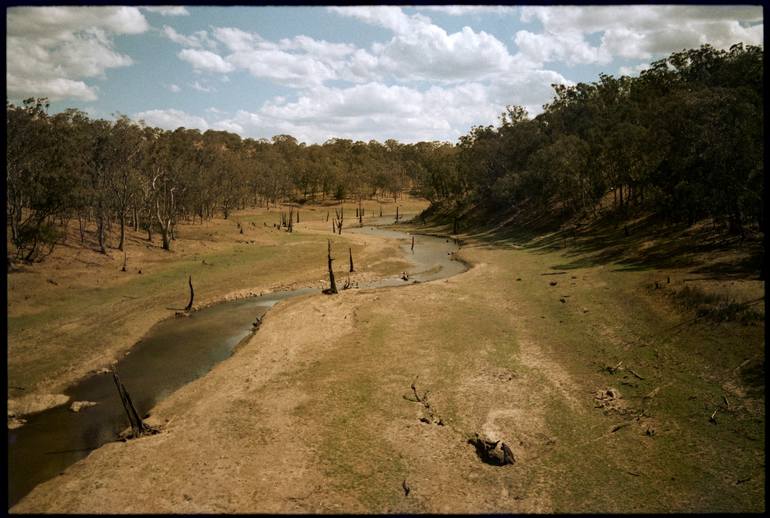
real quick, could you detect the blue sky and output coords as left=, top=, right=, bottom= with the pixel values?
left=6, top=5, right=764, bottom=144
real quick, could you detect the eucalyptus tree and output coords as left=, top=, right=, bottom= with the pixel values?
left=7, top=99, right=81, bottom=260
left=202, top=129, right=244, bottom=219
left=6, top=97, right=50, bottom=246
left=109, top=115, right=146, bottom=250
left=145, top=128, right=195, bottom=250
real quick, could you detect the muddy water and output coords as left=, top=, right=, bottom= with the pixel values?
left=7, top=225, right=465, bottom=508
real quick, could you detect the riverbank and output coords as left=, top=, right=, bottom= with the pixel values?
left=12, top=212, right=764, bottom=512
left=7, top=198, right=426, bottom=422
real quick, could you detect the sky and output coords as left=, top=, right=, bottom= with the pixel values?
left=6, top=5, right=764, bottom=144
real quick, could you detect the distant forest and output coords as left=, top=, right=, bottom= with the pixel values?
left=6, top=43, right=763, bottom=262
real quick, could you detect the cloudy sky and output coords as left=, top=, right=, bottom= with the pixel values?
left=6, top=5, right=764, bottom=144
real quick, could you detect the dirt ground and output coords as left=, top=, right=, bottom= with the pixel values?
left=9, top=203, right=765, bottom=513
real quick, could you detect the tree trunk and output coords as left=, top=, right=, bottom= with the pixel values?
left=160, top=225, right=171, bottom=250
left=327, top=240, right=337, bottom=294
left=349, top=247, right=354, bottom=272
left=78, top=212, right=86, bottom=244
left=118, top=212, right=126, bottom=251
left=10, top=211, right=19, bottom=245
left=97, top=208, right=107, bottom=254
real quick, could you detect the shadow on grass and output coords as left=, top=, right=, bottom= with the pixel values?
left=419, top=204, right=763, bottom=280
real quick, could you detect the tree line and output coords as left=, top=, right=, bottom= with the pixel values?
left=6, top=43, right=763, bottom=262
left=6, top=104, right=437, bottom=260
left=416, top=43, right=763, bottom=237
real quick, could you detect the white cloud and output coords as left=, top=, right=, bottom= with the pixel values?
left=190, top=80, right=214, bottom=92
left=618, top=63, right=649, bottom=77
left=133, top=109, right=210, bottom=131
left=7, top=6, right=149, bottom=38
left=212, top=120, right=244, bottom=133
left=417, top=6, right=518, bottom=16
left=178, top=48, right=234, bottom=73
left=514, top=30, right=611, bottom=66
left=517, top=5, right=764, bottom=65
left=171, top=9, right=554, bottom=90
left=6, top=76, right=98, bottom=102
left=206, top=27, right=368, bottom=87
left=226, top=47, right=338, bottom=87
left=328, top=7, right=519, bottom=82
left=328, top=6, right=430, bottom=35
left=212, top=26, right=262, bottom=53
left=162, top=25, right=218, bottom=50
left=6, top=7, right=147, bottom=101
left=212, top=81, right=537, bottom=143
left=166, top=83, right=181, bottom=93
left=142, top=6, right=190, bottom=16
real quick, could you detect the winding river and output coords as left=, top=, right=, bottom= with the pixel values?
left=8, top=223, right=466, bottom=508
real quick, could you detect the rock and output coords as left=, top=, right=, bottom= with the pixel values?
left=468, top=433, right=515, bottom=466
left=8, top=416, right=27, bottom=429
left=70, top=401, right=98, bottom=413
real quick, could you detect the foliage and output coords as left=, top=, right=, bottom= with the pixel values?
left=428, top=44, right=763, bottom=238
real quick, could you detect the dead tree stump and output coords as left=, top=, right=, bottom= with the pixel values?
left=185, top=275, right=194, bottom=311
left=325, top=240, right=338, bottom=294
left=112, top=369, right=154, bottom=438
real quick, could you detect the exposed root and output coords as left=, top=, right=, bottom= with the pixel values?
left=403, top=376, right=444, bottom=426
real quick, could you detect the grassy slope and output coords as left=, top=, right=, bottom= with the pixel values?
left=12, top=204, right=764, bottom=513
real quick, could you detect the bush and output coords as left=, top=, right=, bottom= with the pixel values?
left=14, top=220, right=62, bottom=262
